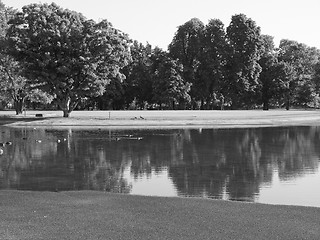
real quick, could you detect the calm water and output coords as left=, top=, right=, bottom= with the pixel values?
left=0, top=126, right=320, bottom=207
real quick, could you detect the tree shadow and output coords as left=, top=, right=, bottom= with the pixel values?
left=0, top=115, right=51, bottom=125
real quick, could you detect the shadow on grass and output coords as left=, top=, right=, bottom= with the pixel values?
left=0, top=115, right=51, bottom=126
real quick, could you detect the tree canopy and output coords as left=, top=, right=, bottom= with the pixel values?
left=6, top=3, right=131, bottom=116
left=278, top=40, right=320, bottom=109
left=0, top=2, right=29, bottom=114
left=226, top=14, right=263, bottom=108
left=151, top=49, right=191, bottom=109
left=1, top=1, right=320, bottom=112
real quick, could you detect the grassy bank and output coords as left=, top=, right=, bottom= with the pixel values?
left=1, top=191, right=320, bottom=240
left=1, top=109, right=320, bottom=128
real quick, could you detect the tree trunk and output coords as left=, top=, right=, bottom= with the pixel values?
left=200, top=99, right=204, bottom=110
left=57, top=95, right=74, bottom=118
left=14, top=99, right=24, bottom=115
left=285, top=92, right=290, bottom=110
left=263, top=99, right=269, bottom=110
left=63, top=110, right=70, bottom=118
left=285, top=99, right=290, bottom=110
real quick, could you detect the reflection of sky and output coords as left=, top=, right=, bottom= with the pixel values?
left=256, top=167, right=320, bottom=207
left=123, top=167, right=178, bottom=197
left=2, top=126, right=320, bottom=208
left=124, top=162, right=320, bottom=207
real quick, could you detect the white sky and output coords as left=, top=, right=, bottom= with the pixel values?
left=3, top=0, right=320, bottom=50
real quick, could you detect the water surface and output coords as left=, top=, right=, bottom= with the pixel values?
left=0, top=126, right=319, bottom=207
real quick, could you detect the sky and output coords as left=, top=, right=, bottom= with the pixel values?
left=3, top=0, right=320, bottom=50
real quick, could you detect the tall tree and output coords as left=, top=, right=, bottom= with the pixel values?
left=151, top=49, right=191, bottom=109
left=226, top=14, right=262, bottom=109
left=258, top=35, right=279, bottom=110
left=196, top=18, right=227, bottom=109
left=168, top=18, right=204, bottom=107
left=123, top=41, right=153, bottom=109
left=6, top=3, right=131, bottom=117
left=273, top=61, right=295, bottom=110
left=0, top=55, right=28, bottom=114
left=313, top=61, right=320, bottom=107
left=0, top=2, right=28, bottom=114
left=313, top=60, right=320, bottom=86
left=278, top=39, right=320, bottom=109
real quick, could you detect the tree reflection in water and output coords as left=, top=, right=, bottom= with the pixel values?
left=0, top=126, right=319, bottom=204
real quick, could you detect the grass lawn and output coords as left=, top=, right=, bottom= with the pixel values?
left=1, top=191, right=320, bottom=240
left=1, top=109, right=320, bottom=128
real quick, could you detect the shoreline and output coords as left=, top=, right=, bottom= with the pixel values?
left=1, top=109, right=320, bottom=129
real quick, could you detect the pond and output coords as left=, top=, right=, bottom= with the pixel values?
left=0, top=126, right=320, bottom=207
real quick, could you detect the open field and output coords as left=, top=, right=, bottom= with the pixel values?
left=1, top=109, right=320, bottom=239
left=1, top=109, right=320, bottom=128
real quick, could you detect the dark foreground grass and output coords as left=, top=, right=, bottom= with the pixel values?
left=0, top=191, right=319, bottom=240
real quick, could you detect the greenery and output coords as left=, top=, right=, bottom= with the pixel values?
left=1, top=2, right=320, bottom=116
left=5, top=3, right=131, bottom=117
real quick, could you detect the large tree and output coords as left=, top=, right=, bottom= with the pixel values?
left=313, top=61, right=320, bottom=107
left=278, top=39, right=320, bottom=109
left=273, top=61, right=295, bottom=110
left=0, top=55, right=28, bottom=114
left=6, top=3, right=131, bottom=117
left=226, top=14, right=262, bottom=109
left=123, top=41, right=153, bottom=109
left=168, top=18, right=204, bottom=107
left=196, top=18, right=227, bottom=109
left=151, top=49, right=191, bottom=109
left=258, top=35, right=279, bottom=110
left=0, top=2, right=28, bottom=114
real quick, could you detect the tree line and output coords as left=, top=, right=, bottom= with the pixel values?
left=0, top=2, right=320, bottom=117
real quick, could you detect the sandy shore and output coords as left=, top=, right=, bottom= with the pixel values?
left=1, top=109, right=320, bottom=239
